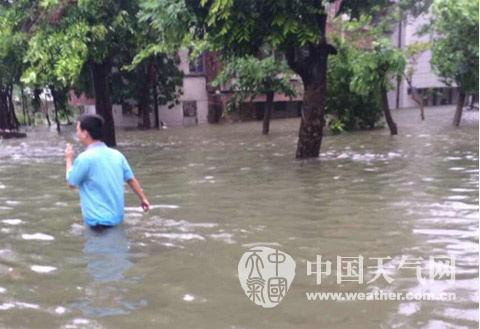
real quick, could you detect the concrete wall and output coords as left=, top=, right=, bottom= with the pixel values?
left=112, top=105, right=139, bottom=128
left=156, top=50, right=209, bottom=126
left=76, top=50, right=209, bottom=128
left=390, top=11, right=457, bottom=109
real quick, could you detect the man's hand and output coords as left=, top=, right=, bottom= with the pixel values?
left=65, top=143, right=73, bottom=161
left=65, top=143, right=74, bottom=189
left=141, top=198, right=150, bottom=212
left=127, top=178, right=150, bottom=212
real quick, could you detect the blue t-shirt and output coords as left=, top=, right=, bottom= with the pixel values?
left=66, top=142, right=134, bottom=226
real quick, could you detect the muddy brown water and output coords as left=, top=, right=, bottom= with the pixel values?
left=0, top=105, right=478, bottom=328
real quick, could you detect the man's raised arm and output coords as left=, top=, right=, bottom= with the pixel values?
left=65, top=143, right=75, bottom=189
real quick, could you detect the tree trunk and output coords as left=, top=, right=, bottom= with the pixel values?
left=0, top=85, right=19, bottom=131
left=295, top=75, right=327, bottom=158
left=65, top=109, right=72, bottom=124
left=138, top=73, right=151, bottom=129
left=26, top=99, right=31, bottom=125
left=412, top=91, right=425, bottom=121
left=150, top=59, right=160, bottom=129
left=21, top=88, right=27, bottom=125
left=7, top=85, right=19, bottom=130
left=50, top=86, right=61, bottom=132
left=262, top=91, right=274, bottom=135
left=4, top=88, right=11, bottom=130
left=136, top=62, right=152, bottom=129
left=140, top=59, right=155, bottom=129
left=139, top=91, right=151, bottom=129
left=21, top=88, right=32, bottom=126
left=90, top=61, right=116, bottom=146
left=33, top=88, right=41, bottom=112
left=284, top=13, right=334, bottom=159
left=44, top=101, right=51, bottom=127
left=453, top=92, right=465, bottom=127
left=153, top=74, right=160, bottom=129
left=0, top=88, right=8, bottom=130
left=404, top=77, right=425, bottom=120
left=380, top=84, right=398, bottom=135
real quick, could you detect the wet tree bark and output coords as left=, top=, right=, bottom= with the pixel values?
left=139, top=87, right=151, bottom=129
left=404, top=76, right=425, bottom=120
left=153, top=70, right=160, bottom=129
left=90, top=61, right=116, bottom=147
left=21, top=88, right=27, bottom=125
left=32, top=88, right=46, bottom=126
left=136, top=62, right=151, bottom=129
left=0, top=88, right=9, bottom=130
left=65, top=110, right=72, bottom=125
left=139, top=60, right=154, bottom=129
left=7, top=85, right=19, bottom=129
left=50, top=86, right=61, bottom=132
left=44, top=100, right=51, bottom=127
left=0, top=85, right=20, bottom=132
left=296, top=79, right=326, bottom=158
left=413, top=90, right=425, bottom=121
left=21, top=88, right=32, bottom=126
left=285, top=13, right=334, bottom=159
left=380, top=84, right=398, bottom=135
left=9, top=87, right=18, bottom=129
left=453, top=92, right=465, bottom=127
left=25, top=94, right=31, bottom=126
left=262, top=91, right=274, bottom=135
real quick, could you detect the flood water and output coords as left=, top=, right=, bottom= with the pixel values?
left=0, top=105, right=478, bottom=329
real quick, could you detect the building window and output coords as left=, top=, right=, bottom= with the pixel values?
left=183, top=101, right=197, bottom=118
left=122, top=102, right=132, bottom=115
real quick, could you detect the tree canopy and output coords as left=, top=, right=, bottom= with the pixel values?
left=429, top=0, right=479, bottom=95
left=138, top=0, right=391, bottom=158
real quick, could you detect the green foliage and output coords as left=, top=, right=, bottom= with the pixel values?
left=428, top=0, right=479, bottom=94
left=328, top=118, right=345, bottom=135
left=18, top=0, right=184, bottom=121
left=397, top=0, right=433, bottom=18
left=325, top=37, right=383, bottom=130
left=203, top=0, right=391, bottom=56
left=111, top=55, right=183, bottom=109
left=116, top=1, right=185, bottom=111
left=325, top=11, right=406, bottom=132
left=140, top=0, right=391, bottom=63
left=74, top=0, right=139, bottom=64
left=350, top=39, right=406, bottom=95
left=20, top=0, right=140, bottom=88
left=22, top=23, right=89, bottom=87
left=138, top=0, right=197, bottom=51
left=0, top=0, right=31, bottom=86
left=211, top=55, right=296, bottom=113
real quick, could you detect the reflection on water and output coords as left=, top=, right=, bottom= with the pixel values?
left=75, top=226, right=147, bottom=317
left=0, top=105, right=478, bottom=328
left=83, top=226, right=132, bottom=283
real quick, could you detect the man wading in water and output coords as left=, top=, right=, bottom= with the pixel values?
left=65, top=114, right=150, bottom=230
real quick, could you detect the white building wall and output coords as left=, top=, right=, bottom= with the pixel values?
left=112, top=105, right=137, bottom=128
left=104, top=49, right=210, bottom=127
left=80, top=49, right=210, bottom=128
left=83, top=105, right=96, bottom=115
left=156, top=50, right=209, bottom=126
left=390, top=11, right=454, bottom=109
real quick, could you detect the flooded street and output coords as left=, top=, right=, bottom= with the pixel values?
left=0, top=105, right=478, bottom=329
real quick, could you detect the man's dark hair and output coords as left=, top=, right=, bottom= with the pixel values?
left=77, top=114, right=105, bottom=140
